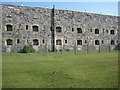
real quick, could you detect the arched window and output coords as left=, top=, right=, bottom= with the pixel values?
left=56, top=27, right=62, bottom=32
left=33, top=39, right=39, bottom=45
left=6, top=25, right=12, bottom=31
left=95, top=29, right=99, bottom=34
left=111, top=40, right=115, bottom=45
left=77, top=28, right=82, bottom=33
left=110, top=30, right=114, bottom=35
left=32, top=26, right=38, bottom=32
left=56, top=39, right=62, bottom=45
left=6, top=39, right=13, bottom=45
left=95, top=40, right=100, bottom=45
left=77, top=40, right=82, bottom=45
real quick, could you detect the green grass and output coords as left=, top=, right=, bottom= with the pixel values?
left=2, top=50, right=118, bottom=88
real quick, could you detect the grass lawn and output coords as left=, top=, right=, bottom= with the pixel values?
left=2, top=50, right=118, bottom=88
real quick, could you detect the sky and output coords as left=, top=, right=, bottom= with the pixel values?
left=1, top=2, right=118, bottom=16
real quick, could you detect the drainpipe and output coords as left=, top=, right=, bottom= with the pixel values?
left=51, top=5, right=55, bottom=52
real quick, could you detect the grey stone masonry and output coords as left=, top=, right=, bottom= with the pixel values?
left=1, top=4, right=119, bottom=52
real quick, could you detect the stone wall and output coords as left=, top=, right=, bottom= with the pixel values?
left=1, top=4, right=119, bottom=52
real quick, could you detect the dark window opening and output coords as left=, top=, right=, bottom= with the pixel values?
left=56, top=27, right=62, bottom=32
left=33, top=26, right=38, bottom=32
left=85, top=40, right=87, bottom=44
left=17, top=39, right=20, bottom=44
left=106, top=30, right=108, bottom=33
left=95, top=40, right=99, bottom=45
left=50, top=26, right=52, bottom=31
left=6, top=39, right=12, bottom=45
left=6, top=25, right=12, bottom=31
left=65, top=40, right=67, bottom=43
left=6, top=15, right=12, bottom=18
left=90, top=29, right=92, bottom=32
left=117, top=40, right=118, bottom=43
left=111, top=40, right=115, bottom=45
left=56, top=39, right=62, bottom=45
left=33, top=39, right=39, bottom=45
left=110, top=30, right=114, bottom=35
left=77, top=28, right=82, bottom=33
left=26, top=25, right=28, bottom=30
left=102, top=40, right=104, bottom=44
left=77, top=40, right=82, bottom=45
left=95, top=29, right=99, bottom=34
left=43, top=39, right=45, bottom=44
left=72, top=28, right=74, bottom=32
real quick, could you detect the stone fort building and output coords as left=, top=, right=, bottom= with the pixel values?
left=1, top=4, right=119, bottom=52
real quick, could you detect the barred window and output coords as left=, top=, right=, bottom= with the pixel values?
left=56, top=39, right=62, bottom=45
left=33, top=26, right=38, bottom=32
left=111, top=40, right=115, bottom=45
left=6, top=39, right=12, bottom=45
left=77, top=40, right=82, bottom=45
left=33, top=39, right=39, bottom=45
left=95, top=29, right=99, bottom=34
left=95, top=40, right=99, bottom=45
left=110, top=30, right=114, bottom=35
left=77, top=28, right=82, bottom=33
left=6, top=25, right=12, bottom=31
left=56, top=27, right=62, bottom=32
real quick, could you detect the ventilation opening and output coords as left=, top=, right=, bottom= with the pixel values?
left=65, top=40, right=67, bottom=43
left=17, top=39, right=20, bottom=44
left=43, top=39, right=45, bottom=44
left=26, top=25, right=28, bottom=30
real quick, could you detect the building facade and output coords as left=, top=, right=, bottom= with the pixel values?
left=1, top=4, right=119, bottom=52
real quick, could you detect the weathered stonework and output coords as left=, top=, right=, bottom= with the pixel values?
left=1, top=4, right=119, bottom=52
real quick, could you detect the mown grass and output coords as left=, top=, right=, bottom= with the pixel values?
left=2, top=50, right=118, bottom=88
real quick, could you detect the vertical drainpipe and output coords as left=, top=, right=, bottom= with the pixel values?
left=51, top=5, right=55, bottom=52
